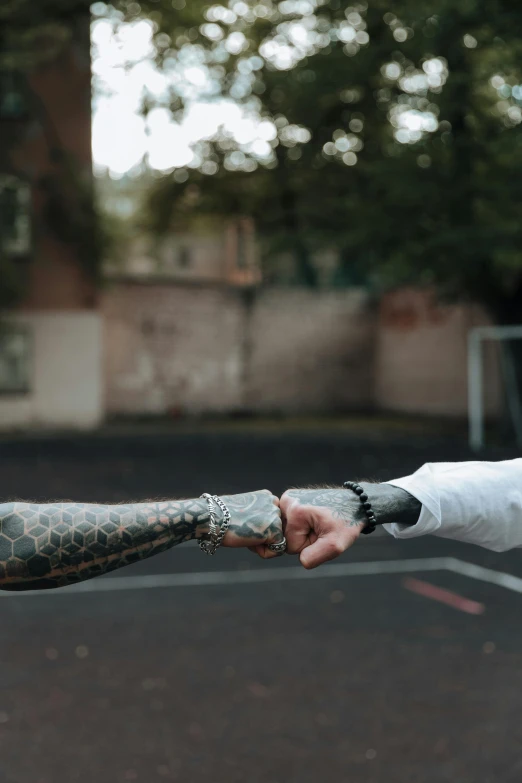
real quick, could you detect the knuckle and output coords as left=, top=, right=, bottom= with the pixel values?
left=280, top=490, right=297, bottom=512
left=264, top=491, right=279, bottom=507
left=326, top=539, right=344, bottom=557
left=283, top=517, right=300, bottom=536
left=292, top=504, right=310, bottom=524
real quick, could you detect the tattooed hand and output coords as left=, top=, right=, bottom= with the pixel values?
left=279, top=487, right=365, bottom=569
left=0, top=490, right=284, bottom=591
left=221, top=490, right=284, bottom=559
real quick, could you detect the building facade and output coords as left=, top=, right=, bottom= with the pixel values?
left=0, top=15, right=103, bottom=429
left=105, top=218, right=261, bottom=289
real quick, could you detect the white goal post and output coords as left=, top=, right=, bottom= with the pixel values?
left=468, top=325, right=522, bottom=451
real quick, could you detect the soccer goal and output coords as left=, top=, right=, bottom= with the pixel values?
left=468, top=325, right=522, bottom=450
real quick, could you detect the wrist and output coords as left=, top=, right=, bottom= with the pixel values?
left=191, top=498, right=213, bottom=541
left=358, top=482, right=421, bottom=528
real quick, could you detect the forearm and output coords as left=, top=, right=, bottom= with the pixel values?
left=358, top=482, right=421, bottom=528
left=0, top=498, right=210, bottom=591
left=383, top=459, right=522, bottom=552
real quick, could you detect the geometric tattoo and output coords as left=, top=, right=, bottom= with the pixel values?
left=0, top=499, right=209, bottom=591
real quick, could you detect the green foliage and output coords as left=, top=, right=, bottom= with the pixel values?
left=128, top=0, right=522, bottom=316
left=0, top=0, right=91, bottom=69
left=6, top=0, right=522, bottom=315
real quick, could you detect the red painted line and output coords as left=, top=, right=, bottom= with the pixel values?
left=402, top=577, right=485, bottom=615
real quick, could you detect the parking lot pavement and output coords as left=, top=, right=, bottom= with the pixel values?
left=0, top=428, right=521, bottom=783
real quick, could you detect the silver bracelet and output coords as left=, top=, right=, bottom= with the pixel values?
left=209, top=494, right=231, bottom=551
left=199, top=493, right=230, bottom=555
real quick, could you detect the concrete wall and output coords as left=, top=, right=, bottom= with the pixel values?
left=246, top=288, right=374, bottom=412
left=0, top=285, right=502, bottom=429
left=0, top=313, right=103, bottom=430
left=102, top=283, right=373, bottom=415
left=375, top=289, right=502, bottom=417
left=102, top=283, right=244, bottom=415
left=103, top=283, right=504, bottom=420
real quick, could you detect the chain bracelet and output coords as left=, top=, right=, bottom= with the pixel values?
left=199, top=493, right=221, bottom=555
left=199, top=493, right=231, bottom=555
left=209, top=494, right=231, bottom=550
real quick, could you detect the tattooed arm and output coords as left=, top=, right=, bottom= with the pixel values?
left=279, top=484, right=420, bottom=569
left=0, top=491, right=282, bottom=591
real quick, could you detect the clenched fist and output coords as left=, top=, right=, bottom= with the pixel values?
left=280, top=487, right=366, bottom=569
left=221, top=490, right=284, bottom=559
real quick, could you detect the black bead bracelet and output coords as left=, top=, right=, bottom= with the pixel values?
left=343, top=481, right=377, bottom=535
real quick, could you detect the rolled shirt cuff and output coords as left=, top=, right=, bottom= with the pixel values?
left=381, top=459, right=522, bottom=552
left=382, top=462, right=442, bottom=540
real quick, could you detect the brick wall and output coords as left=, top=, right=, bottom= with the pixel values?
left=0, top=19, right=103, bottom=431
left=5, top=16, right=95, bottom=311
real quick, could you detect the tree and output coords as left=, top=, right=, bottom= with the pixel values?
left=0, top=0, right=91, bottom=68
left=126, top=0, right=522, bottom=319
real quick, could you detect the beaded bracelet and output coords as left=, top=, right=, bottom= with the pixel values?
left=343, top=481, right=377, bottom=535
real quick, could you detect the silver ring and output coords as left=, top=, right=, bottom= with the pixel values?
left=268, top=537, right=287, bottom=553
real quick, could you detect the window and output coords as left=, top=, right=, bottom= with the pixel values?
left=0, top=324, right=32, bottom=394
left=0, top=175, right=31, bottom=256
left=0, top=72, right=28, bottom=119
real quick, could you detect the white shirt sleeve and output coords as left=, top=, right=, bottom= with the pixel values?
left=382, top=459, right=522, bottom=552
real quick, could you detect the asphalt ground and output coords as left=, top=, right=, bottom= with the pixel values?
left=0, top=426, right=522, bottom=783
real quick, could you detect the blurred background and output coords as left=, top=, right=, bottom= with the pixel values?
left=2, top=1, right=522, bottom=781
left=4, top=0, right=522, bottom=431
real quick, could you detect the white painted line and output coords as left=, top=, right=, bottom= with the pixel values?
left=446, top=557, right=522, bottom=594
left=0, top=557, right=453, bottom=597
left=1, top=556, right=521, bottom=599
